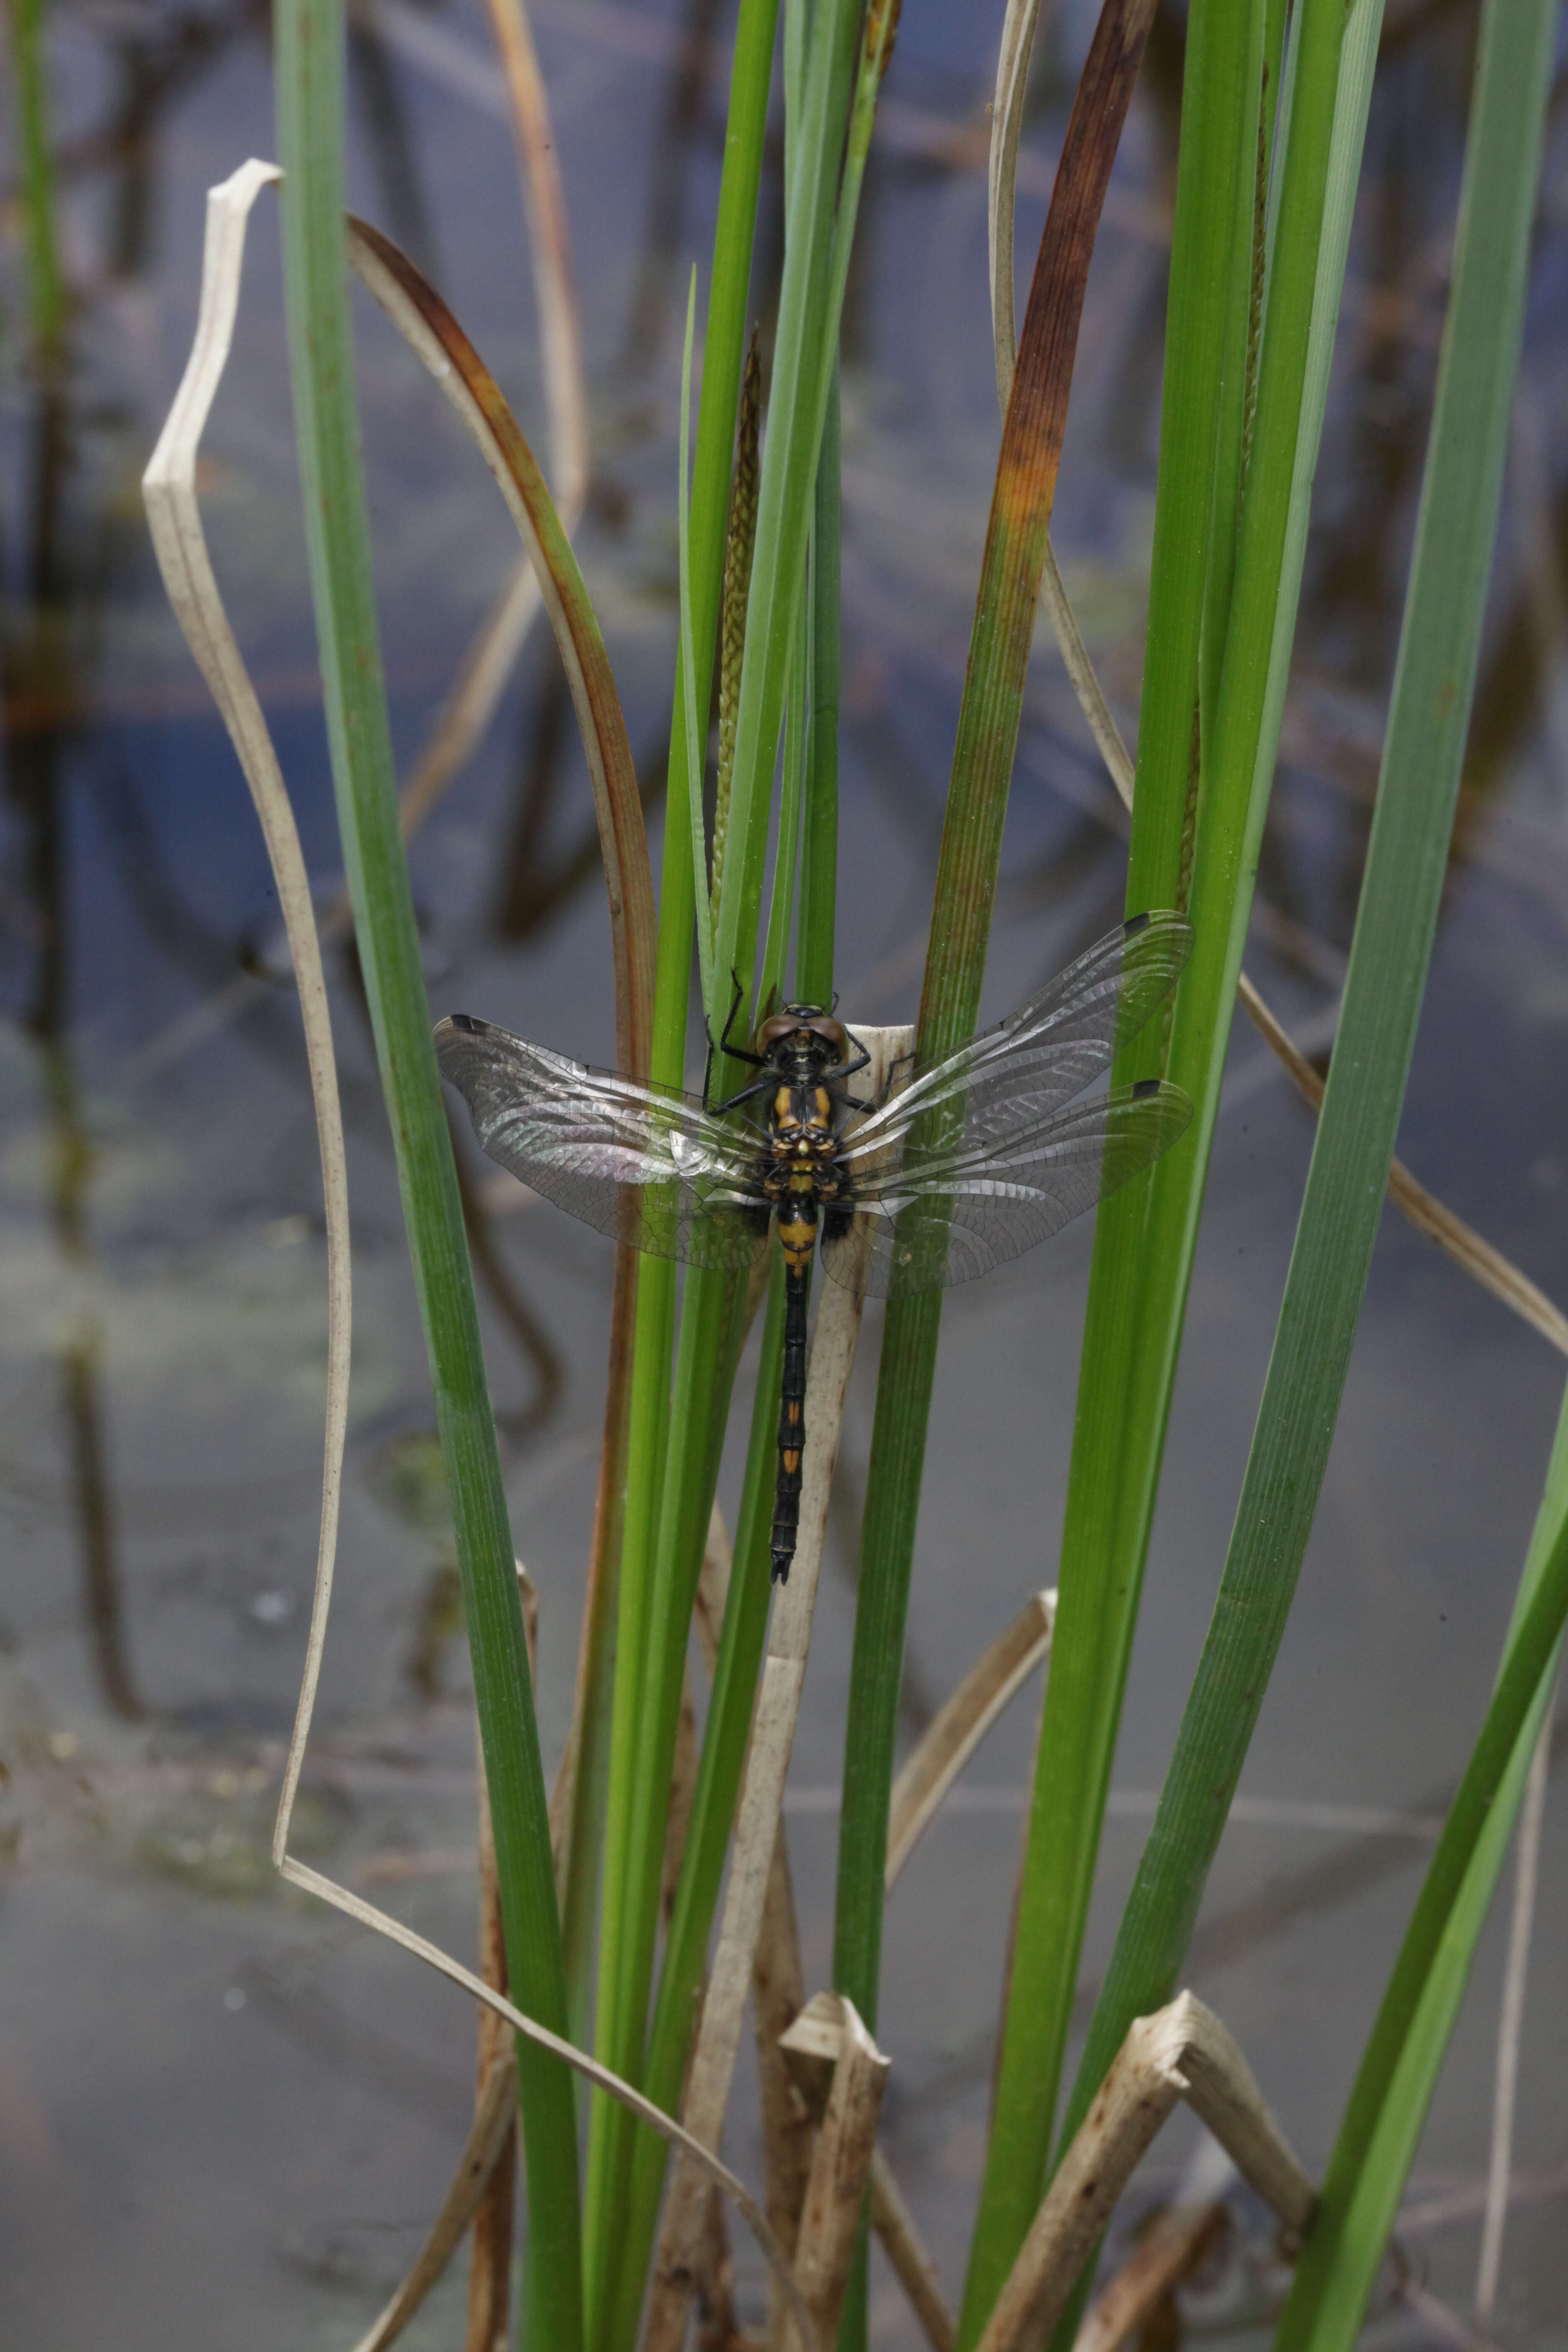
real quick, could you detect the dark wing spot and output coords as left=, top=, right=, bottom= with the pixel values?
left=1133, top=1076, right=1163, bottom=1099
left=447, top=1012, right=482, bottom=1033
left=1124, top=910, right=1150, bottom=936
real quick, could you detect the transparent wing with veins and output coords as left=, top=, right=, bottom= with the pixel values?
left=434, top=1015, right=772, bottom=1272
left=822, top=912, right=1194, bottom=1299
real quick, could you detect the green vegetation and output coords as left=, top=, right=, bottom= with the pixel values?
left=240, top=0, right=1568, bottom=2341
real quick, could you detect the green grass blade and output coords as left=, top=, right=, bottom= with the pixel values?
left=798, top=370, right=841, bottom=1009
left=677, top=266, right=715, bottom=1013
left=583, top=0, right=779, bottom=2319
left=591, top=11, right=879, bottom=2326
left=761, top=578, right=809, bottom=1010
left=805, top=12, right=1161, bottom=2348
left=8, top=0, right=66, bottom=346
left=707, top=0, right=864, bottom=1064
left=967, top=9, right=1374, bottom=2326
left=1280, top=1380, right=1568, bottom=2352
left=272, top=4, right=582, bottom=2342
left=1064, top=0, right=1551, bottom=2179
left=956, top=0, right=1273, bottom=2326
left=587, top=4, right=883, bottom=2318
left=607, top=1259, right=789, bottom=2347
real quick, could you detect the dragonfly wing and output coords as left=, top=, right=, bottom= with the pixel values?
left=820, top=1080, right=1192, bottom=1299
left=838, top=910, right=1192, bottom=1166
left=435, top=1014, right=771, bottom=1272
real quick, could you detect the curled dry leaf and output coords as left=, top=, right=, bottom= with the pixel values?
left=139, top=156, right=351, bottom=1894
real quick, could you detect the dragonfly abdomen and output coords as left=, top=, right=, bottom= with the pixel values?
left=770, top=1179, right=820, bottom=1581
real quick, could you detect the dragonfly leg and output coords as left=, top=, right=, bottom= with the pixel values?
left=716, top=970, right=767, bottom=1065
left=709, top=1071, right=775, bottom=1117
left=869, top=1046, right=916, bottom=1109
left=828, top=1029, right=872, bottom=1084
left=705, top=970, right=767, bottom=1106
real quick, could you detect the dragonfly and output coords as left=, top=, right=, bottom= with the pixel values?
left=436, top=909, right=1194, bottom=1583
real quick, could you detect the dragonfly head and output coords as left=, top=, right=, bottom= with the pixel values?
left=754, top=1006, right=849, bottom=1068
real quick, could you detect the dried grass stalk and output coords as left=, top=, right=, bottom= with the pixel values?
left=976, top=1992, right=1313, bottom=2352
left=466, top=1748, right=516, bottom=2352
left=350, top=2052, right=518, bottom=2352
left=691, top=1507, right=815, bottom=2338
left=871, top=2154, right=957, bottom=2352
left=780, top=1996, right=892, bottom=2352
left=693, top=2184, right=742, bottom=2352
left=1070, top=2200, right=1227, bottom=2352
left=465, top=1566, right=536, bottom=2352
left=755, top=1829, right=815, bottom=2333
left=1236, top=981, right=1568, bottom=1357
left=398, top=0, right=588, bottom=845
left=779, top=1995, right=956, bottom=2352
left=140, top=157, right=351, bottom=1896
left=886, top=1589, right=1055, bottom=1886
left=1475, top=1681, right=1557, bottom=2323
left=663, top=1667, right=703, bottom=1924
left=645, top=1025, right=913, bottom=2352
left=988, top=0, right=1050, bottom=411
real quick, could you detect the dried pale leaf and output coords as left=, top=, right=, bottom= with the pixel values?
left=479, top=0, right=588, bottom=508
left=139, top=157, right=351, bottom=1895
left=663, top=1666, right=702, bottom=1924
left=755, top=1828, right=813, bottom=2331
left=886, top=1590, right=1054, bottom=1886
left=395, top=556, right=555, bottom=846
left=1071, top=2200, right=1227, bottom=2352
left=279, top=1853, right=823, bottom=2352
left=1236, top=979, right=1568, bottom=1357
left=988, top=0, right=1050, bottom=413
left=975, top=1993, right=1313, bottom=2352
left=693, top=2184, right=740, bottom=2352
left=466, top=1581, right=534, bottom=2352
left=351, top=2053, right=518, bottom=2352
left=1475, top=1692, right=1556, bottom=2321
left=785, top=1996, right=891, bottom=2352
left=1033, top=517, right=1568, bottom=1358
left=644, top=1027, right=913, bottom=2352
left=778, top=1995, right=956, bottom=2351
left=872, top=2153, right=958, bottom=2352
left=694, top=1502, right=735, bottom=1675
left=393, top=0, right=586, bottom=852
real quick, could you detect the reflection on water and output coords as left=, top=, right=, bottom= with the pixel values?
left=3, top=1, right=1567, bottom=2344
